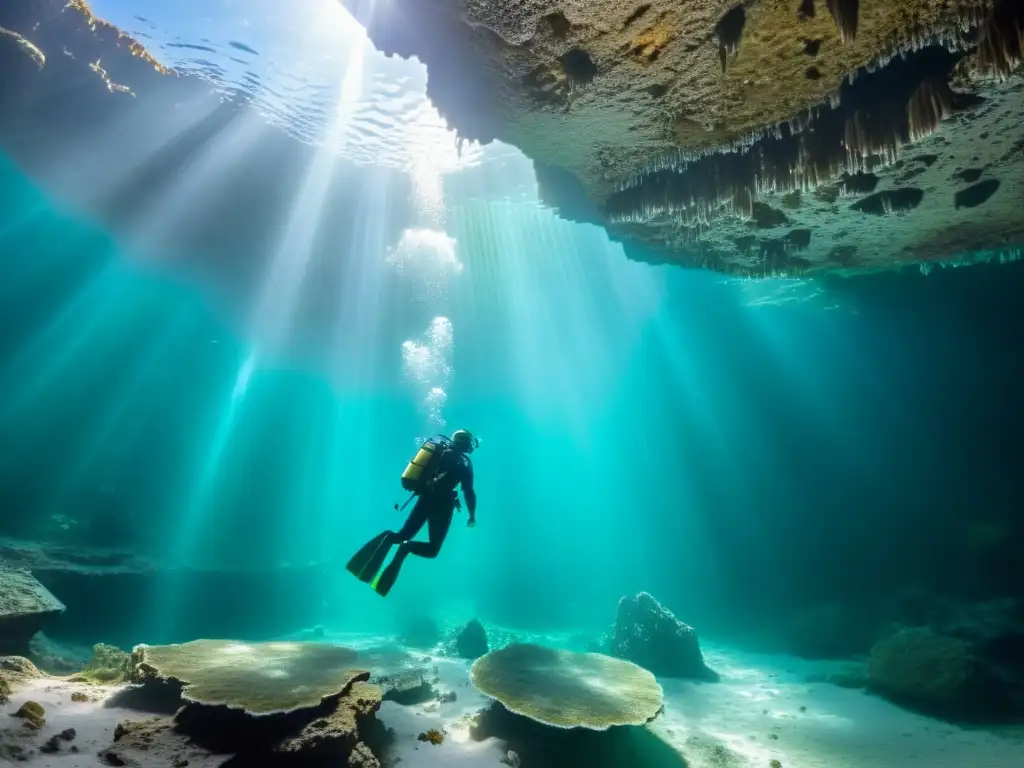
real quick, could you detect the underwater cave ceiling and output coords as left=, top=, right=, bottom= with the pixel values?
left=2, top=1, right=1022, bottom=278
left=341, top=0, right=1024, bottom=275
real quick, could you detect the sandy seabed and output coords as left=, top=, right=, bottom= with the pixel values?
left=2, top=640, right=1022, bottom=768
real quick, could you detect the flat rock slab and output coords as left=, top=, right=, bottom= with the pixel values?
left=132, top=639, right=365, bottom=714
left=0, top=567, right=65, bottom=654
left=131, top=640, right=383, bottom=762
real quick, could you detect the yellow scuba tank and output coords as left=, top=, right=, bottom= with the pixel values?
left=400, top=438, right=445, bottom=493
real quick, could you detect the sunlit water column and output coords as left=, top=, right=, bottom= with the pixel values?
left=388, top=144, right=465, bottom=437
left=153, top=13, right=368, bottom=639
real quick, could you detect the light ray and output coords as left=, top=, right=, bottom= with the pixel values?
left=0, top=266, right=120, bottom=428
left=41, top=308, right=199, bottom=519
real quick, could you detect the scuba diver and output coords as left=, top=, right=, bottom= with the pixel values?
left=346, top=429, right=478, bottom=597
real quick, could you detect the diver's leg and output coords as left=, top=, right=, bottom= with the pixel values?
left=405, top=504, right=454, bottom=559
left=349, top=501, right=429, bottom=582
left=373, top=503, right=453, bottom=597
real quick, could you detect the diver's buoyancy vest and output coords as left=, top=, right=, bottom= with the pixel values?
left=400, top=437, right=452, bottom=493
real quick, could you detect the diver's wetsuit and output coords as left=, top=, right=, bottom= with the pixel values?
left=348, top=447, right=476, bottom=596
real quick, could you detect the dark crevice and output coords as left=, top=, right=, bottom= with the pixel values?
left=802, top=38, right=822, bottom=57
left=956, top=168, right=983, bottom=183
left=624, top=4, right=653, bottom=29
left=914, top=154, right=939, bottom=167
left=798, top=0, right=816, bottom=21
left=560, top=48, right=597, bottom=86
left=955, top=179, right=1000, bottom=209
left=826, top=0, right=859, bottom=43
left=608, top=45, right=968, bottom=226
left=828, top=245, right=859, bottom=267
left=806, top=66, right=821, bottom=80
left=840, top=172, right=878, bottom=194
left=976, top=0, right=1024, bottom=78
left=750, top=202, right=789, bottom=228
left=542, top=12, right=571, bottom=39
left=715, top=5, right=746, bottom=72
left=787, top=229, right=813, bottom=250
left=644, top=83, right=669, bottom=99
left=851, top=188, right=924, bottom=215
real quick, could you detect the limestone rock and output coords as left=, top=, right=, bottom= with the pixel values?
left=129, top=640, right=383, bottom=763
left=342, top=0, right=1024, bottom=275
left=13, top=700, right=45, bottom=729
left=609, top=592, right=718, bottom=680
left=868, top=599, right=1024, bottom=718
left=470, top=643, right=663, bottom=730
left=0, top=567, right=65, bottom=654
left=76, top=643, right=131, bottom=684
left=0, top=656, right=42, bottom=702
left=868, top=627, right=985, bottom=714
left=275, top=680, right=381, bottom=758
left=455, top=619, right=489, bottom=660
left=373, top=669, right=435, bottom=706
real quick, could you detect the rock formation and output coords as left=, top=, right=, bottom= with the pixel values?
left=867, top=627, right=985, bottom=716
left=868, top=597, right=1024, bottom=719
left=470, top=642, right=664, bottom=730
left=454, top=618, right=490, bottom=659
left=373, top=668, right=436, bottom=706
left=609, top=592, right=718, bottom=680
left=0, top=539, right=336, bottom=648
left=0, top=567, right=65, bottom=655
left=129, top=639, right=384, bottom=764
left=342, top=0, right=1024, bottom=275
left=469, top=643, right=678, bottom=768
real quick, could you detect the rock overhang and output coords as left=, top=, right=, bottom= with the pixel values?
left=342, top=0, right=1024, bottom=275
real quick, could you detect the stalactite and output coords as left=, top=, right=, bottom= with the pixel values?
left=974, top=0, right=1024, bottom=79
left=607, top=43, right=971, bottom=226
left=826, top=0, right=859, bottom=44
left=907, top=78, right=953, bottom=142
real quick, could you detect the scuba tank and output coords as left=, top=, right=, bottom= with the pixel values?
left=400, top=435, right=452, bottom=493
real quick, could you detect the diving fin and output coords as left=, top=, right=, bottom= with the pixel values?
left=346, top=532, right=392, bottom=583
left=372, top=558, right=401, bottom=597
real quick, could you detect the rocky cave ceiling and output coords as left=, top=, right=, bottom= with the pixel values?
left=341, top=0, right=1024, bottom=276
left=3, top=0, right=1023, bottom=277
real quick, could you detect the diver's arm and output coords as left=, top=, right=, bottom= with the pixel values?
left=462, top=462, right=477, bottom=521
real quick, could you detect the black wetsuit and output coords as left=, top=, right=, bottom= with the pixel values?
left=347, top=446, right=476, bottom=595
left=394, top=448, right=476, bottom=558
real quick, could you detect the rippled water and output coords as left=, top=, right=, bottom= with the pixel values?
left=99, top=0, right=487, bottom=174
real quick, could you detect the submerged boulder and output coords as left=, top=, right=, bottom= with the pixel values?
left=0, top=567, right=65, bottom=655
left=609, top=592, right=718, bottom=681
left=130, top=639, right=383, bottom=763
left=868, top=627, right=988, bottom=717
left=868, top=599, right=1024, bottom=719
left=454, top=619, right=489, bottom=660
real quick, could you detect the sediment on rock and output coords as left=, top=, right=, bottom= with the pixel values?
left=127, top=640, right=384, bottom=763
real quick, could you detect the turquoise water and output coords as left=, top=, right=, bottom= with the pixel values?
left=4, top=139, right=1021, bottom=648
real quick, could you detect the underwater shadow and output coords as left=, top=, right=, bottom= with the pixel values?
left=105, top=681, right=184, bottom=715
left=472, top=702, right=689, bottom=768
